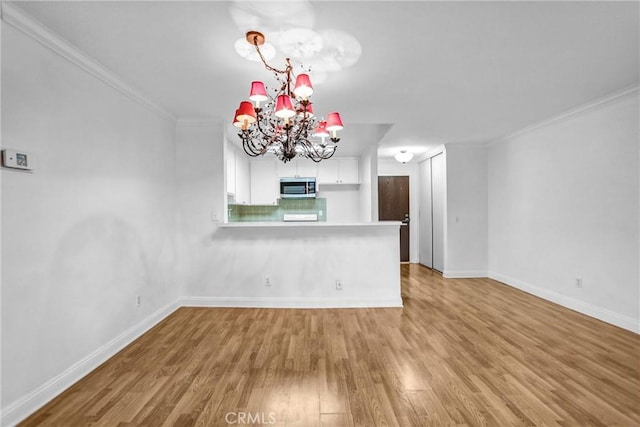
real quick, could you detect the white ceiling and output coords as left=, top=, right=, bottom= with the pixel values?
left=13, top=1, right=639, bottom=159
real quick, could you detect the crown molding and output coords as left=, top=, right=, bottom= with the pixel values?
left=1, top=2, right=176, bottom=122
left=489, top=85, right=639, bottom=146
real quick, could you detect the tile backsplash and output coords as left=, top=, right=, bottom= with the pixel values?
left=228, top=198, right=327, bottom=222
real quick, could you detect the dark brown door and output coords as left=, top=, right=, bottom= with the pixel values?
left=378, top=176, right=410, bottom=262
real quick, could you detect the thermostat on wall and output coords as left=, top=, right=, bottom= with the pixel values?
left=2, top=149, right=33, bottom=170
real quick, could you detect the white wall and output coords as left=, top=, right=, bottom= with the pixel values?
left=444, top=144, right=488, bottom=277
left=431, top=152, right=446, bottom=273
left=488, top=89, right=639, bottom=332
left=317, top=185, right=361, bottom=222
left=1, top=21, right=178, bottom=422
left=359, top=146, right=378, bottom=222
left=418, top=159, right=432, bottom=267
left=377, top=158, right=420, bottom=263
left=175, top=120, right=225, bottom=295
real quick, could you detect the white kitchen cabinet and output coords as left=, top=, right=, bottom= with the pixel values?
left=226, top=145, right=236, bottom=195
left=234, top=151, right=251, bottom=204
left=296, top=158, right=319, bottom=178
left=226, top=143, right=251, bottom=204
left=317, top=158, right=359, bottom=184
left=276, top=158, right=318, bottom=178
left=250, top=159, right=279, bottom=205
left=275, top=160, right=297, bottom=178
left=337, top=158, right=359, bottom=184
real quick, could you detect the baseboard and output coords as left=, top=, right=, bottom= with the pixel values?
left=181, top=296, right=404, bottom=309
left=1, top=300, right=180, bottom=427
left=443, top=270, right=488, bottom=279
left=488, top=271, right=639, bottom=334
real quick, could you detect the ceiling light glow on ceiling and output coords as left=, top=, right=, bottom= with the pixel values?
left=276, top=28, right=324, bottom=60
left=234, top=37, right=275, bottom=62
left=233, top=31, right=344, bottom=163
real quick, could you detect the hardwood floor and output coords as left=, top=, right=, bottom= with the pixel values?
left=21, top=264, right=640, bottom=426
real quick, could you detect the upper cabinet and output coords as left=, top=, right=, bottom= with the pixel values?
left=245, top=156, right=360, bottom=205
left=276, top=158, right=318, bottom=178
left=235, top=153, right=250, bottom=204
left=226, top=147, right=236, bottom=195
left=317, top=158, right=359, bottom=184
left=250, top=159, right=279, bottom=205
left=226, top=142, right=250, bottom=204
left=297, top=158, right=320, bottom=178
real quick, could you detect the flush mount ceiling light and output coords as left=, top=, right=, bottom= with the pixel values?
left=394, top=150, right=414, bottom=164
left=233, top=31, right=344, bottom=163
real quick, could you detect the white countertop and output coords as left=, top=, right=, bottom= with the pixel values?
left=218, top=221, right=402, bottom=228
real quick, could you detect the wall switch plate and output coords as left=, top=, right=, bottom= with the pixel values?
left=2, top=149, right=33, bottom=170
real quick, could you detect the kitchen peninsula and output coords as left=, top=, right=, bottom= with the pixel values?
left=212, top=221, right=403, bottom=308
left=219, top=147, right=401, bottom=308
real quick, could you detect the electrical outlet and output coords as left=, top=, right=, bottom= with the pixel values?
left=336, top=280, right=343, bottom=290
left=136, top=296, right=141, bottom=307
left=576, top=277, right=583, bottom=288
left=265, top=276, right=271, bottom=286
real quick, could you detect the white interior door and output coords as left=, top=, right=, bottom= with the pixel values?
left=418, top=159, right=433, bottom=268
left=431, top=153, right=445, bottom=272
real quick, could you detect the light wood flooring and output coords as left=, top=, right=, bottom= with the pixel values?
left=21, top=264, right=640, bottom=426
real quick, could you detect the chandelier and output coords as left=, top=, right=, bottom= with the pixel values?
left=233, top=31, right=344, bottom=163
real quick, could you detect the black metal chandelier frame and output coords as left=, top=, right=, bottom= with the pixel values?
left=235, top=31, right=341, bottom=163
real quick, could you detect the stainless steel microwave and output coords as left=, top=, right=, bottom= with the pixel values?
left=280, top=177, right=317, bottom=199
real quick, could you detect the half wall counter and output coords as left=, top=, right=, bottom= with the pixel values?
left=194, top=221, right=403, bottom=308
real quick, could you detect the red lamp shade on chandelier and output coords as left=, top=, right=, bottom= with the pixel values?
left=233, top=30, right=344, bottom=163
left=293, top=74, right=314, bottom=99
left=249, top=81, right=268, bottom=107
left=274, top=95, right=296, bottom=119
left=325, top=112, right=344, bottom=137
left=233, top=101, right=257, bottom=130
left=313, top=121, right=330, bottom=138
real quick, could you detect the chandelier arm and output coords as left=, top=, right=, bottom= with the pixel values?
left=299, top=137, right=337, bottom=162
left=283, top=125, right=297, bottom=160
left=242, top=133, right=263, bottom=153
left=242, top=134, right=271, bottom=157
left=293, top=124, right=310, bottom=146
left=243, top=128, right=272, bottom=156
left=240, top=134, right=264, bottom=157
left=253, top=115, right=277, bottom=144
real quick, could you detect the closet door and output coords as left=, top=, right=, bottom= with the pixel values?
left=431, top=153, right=445, bottom=272
left=418, top=159, right=433, bottom=268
